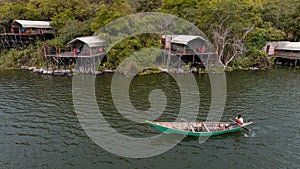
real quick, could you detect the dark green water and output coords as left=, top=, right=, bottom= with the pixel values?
left=0, top=69, right=299, bottom=168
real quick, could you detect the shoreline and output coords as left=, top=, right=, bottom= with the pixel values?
left=14, top=65, right=272, bottom=77
left=3, top=57, right=298, bottom=77
left=1, top=64, right=298, bottom=78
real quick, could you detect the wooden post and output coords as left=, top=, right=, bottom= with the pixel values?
left=163, top=48, right=165, bottom=65
left=63, top=57, right=66, bottom=70
left=178, top=54, right=181, bottom=71
left=290, top=52, right=293, bottom=67
left=167, top=53, right=170, bottom=72
left=44, top=47, right=48, bottom=70
left=167, top=46, right=171, bottom=72
left=193, top=54, right=195, bottom=62
left=90, top=49, right=93, bottom=72
left=43, top=46, right=47, bottom=58
left=93, top=56, right=96, bottom=74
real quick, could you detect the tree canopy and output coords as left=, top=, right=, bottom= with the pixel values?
left=0, top=0, right=299, bottom=69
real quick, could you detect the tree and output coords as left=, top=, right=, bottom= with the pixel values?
left=246, top=22, right=286, bottom=50
left=1, top=0, right=300, bottom=70
left=105, top=34, right=161, bottom=69
left=136, top=0, right=162, bottom=12
left=54, top=20, right=93, bottom=46
left=261, top=0, right=300, bottom=40
left=204, top=0, right=262, bottom=69
left=0, top=0, right=28, bottom=30
left=160, top=0, right=198, bottom=21
left=90, top=0, right=135, bottom=32
left=287, top=4, right=300, bottom=41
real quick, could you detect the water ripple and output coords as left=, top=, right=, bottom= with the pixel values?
left=0, top=70, right=299, bottom=168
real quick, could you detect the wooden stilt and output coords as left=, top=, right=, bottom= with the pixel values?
left=178, top=54, right=181, bottom=70
left=167, top=53, right=170, bottom=72
left=0, top=37, right=5, bottom=48
left=193, top=54, right=195, bottom=63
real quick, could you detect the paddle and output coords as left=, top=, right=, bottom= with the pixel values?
left=228, top=118, right=249, bottom=131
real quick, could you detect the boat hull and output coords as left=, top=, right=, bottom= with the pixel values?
left=147, top=121, right=252, bottom=137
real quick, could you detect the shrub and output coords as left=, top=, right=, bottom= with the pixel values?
left=231, top=48, right=269, bottom=69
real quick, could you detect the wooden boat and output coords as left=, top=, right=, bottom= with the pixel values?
left=146, top=121, right=253, bottom=137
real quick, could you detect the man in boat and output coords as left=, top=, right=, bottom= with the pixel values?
left=226, top=114, right=244, bottom=129
left=235, top=114, right=243, bottom=125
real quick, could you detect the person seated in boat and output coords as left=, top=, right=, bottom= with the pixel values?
left=195, top=124, right=202, bottom=132
left=225, top=114, right=244, bottom=129
left=219, top=123, right=225, bottom=131
left=235, top=114, right=243, bottom=125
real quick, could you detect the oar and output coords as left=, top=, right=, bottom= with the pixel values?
left=228, top=118, right=249, bottom=131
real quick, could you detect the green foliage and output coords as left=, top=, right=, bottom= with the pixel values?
left=136, top=0, right=162, bottom=12
left=0, top=0, right=29, bottom=30
left=287, top=3, right=300, bottom=41
left=231, top=48, right=269, bottom=69
left=90, top=0, right=134, bottom=32
left=160, top=0, right=198, bottom=18
left=0, top=45, right=44, bottom=69
left=0, top=0, right=300, bottom=70
left=105, top=34, right=161, bottom=69
left=56, top=19, right=93, bottom=46
left=116, top=48, right=162, bottom=75
left=246, top=24, right=286, bottom=50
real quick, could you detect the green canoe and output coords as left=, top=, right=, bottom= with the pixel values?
left=146, top=121, right=253, bottom=137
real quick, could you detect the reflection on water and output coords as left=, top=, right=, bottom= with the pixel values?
left=0, top=69, right=299, bottom=168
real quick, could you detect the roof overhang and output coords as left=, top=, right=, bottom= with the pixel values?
left=171, top=35, right=207, bottom=45
left=12, top=20, right=52, bottom=29
left=67, top=36, right=105, bottom=48
left=275, top=42, right=300, bottom=51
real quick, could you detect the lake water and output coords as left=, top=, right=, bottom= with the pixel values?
left=0, top=68, right=299, bottom=168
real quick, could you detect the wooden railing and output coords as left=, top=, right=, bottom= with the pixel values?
left=275, top=50, right=300, bottom=59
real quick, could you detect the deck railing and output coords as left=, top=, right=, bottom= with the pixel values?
left=275, top=50, right=300, bottom=59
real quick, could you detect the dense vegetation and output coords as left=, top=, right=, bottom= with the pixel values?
left=0, top=0, right=299, bottom=70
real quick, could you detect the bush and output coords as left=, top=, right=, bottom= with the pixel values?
left=231, top=48, right=269, bottom=69
left=0, top=45, right=44, bottom=69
